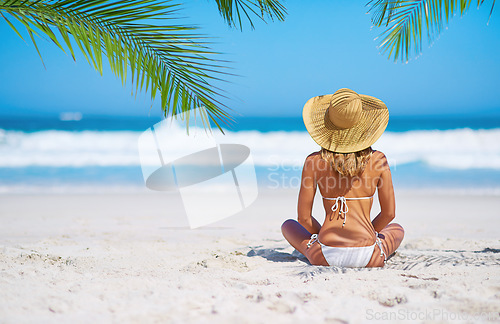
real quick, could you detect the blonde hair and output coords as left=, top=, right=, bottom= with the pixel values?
left=321, top=147, right=373, bottom=177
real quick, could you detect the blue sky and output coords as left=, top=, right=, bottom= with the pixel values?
left=0, top=0, right=499, bottom=118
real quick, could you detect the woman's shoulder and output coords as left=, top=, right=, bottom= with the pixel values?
left=371, top=149, right=387, bottom=159
left=303, top=151, right=325, bottom=169
left=369, top=150, right=390, bottom=171
left=305, top=151, right=324, bottom=163
left=305, top=151, right=321, bottom=160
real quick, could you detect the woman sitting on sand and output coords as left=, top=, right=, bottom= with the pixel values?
left=281, top=88, right=404, bottom=268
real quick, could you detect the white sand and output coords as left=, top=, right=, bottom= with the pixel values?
left=1, top=190, right=499, bottom=323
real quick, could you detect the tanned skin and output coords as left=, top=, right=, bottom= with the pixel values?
left=281, top=150, right=404, bottom=267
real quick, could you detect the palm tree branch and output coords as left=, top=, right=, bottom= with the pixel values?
left=1, top=0, right=235, bottom=130
left=215, top=0, right=286, bottom=30
left=368, top=0, right=496, bottom=62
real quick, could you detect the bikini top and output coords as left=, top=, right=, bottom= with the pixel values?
left=322, top=194, right=375, bottom=228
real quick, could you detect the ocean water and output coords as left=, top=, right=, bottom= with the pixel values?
left=1, top=114, right=500, bottom=194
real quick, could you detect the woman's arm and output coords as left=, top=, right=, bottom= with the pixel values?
left=297, top=155, right=321, bottom=234
left=372, top=153, right=396, bottom=233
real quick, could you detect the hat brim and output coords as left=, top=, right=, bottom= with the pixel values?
left=303, top=93, right=389, bottom=153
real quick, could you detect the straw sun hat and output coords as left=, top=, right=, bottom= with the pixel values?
left=303, top=88, right=389, bottom=153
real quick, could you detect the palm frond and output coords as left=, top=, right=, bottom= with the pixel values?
left=215, top=0, right=286, bottom=30
left=368, top=0, right=496, bottom=62
left=0, top=0, right=238, bottom=130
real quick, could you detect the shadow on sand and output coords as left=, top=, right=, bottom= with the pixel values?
left=246, top=247, right=310, bottom=264
left=246, top=244, right=500, bottom=272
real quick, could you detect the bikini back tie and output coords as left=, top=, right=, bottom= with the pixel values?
left=322, top=194, right=374, bottom=227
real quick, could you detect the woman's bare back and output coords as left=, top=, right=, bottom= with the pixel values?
left=299, top=150, right=394, bottom=248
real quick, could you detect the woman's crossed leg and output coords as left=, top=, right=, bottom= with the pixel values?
left=281, top=219, right=404, bottom=267
left=366, top=223, right=405, bottom=267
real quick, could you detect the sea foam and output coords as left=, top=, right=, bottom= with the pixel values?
left=0, top=126, right=499, bottom=170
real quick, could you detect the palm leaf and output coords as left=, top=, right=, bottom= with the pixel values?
left=368, top=0, right=496, bottom=62
left=215, top=0, right=286, bottom=30
left=0, top=0, right=286, bottom=130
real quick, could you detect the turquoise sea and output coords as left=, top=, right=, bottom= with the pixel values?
left=1, top=114, right=500, bottom=194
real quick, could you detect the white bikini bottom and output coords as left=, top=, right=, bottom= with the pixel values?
left=307, top=234, right=386, bottom=268
left=319, top=242, right=375, bottom=267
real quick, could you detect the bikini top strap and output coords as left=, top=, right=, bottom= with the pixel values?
left=321, top=194, right=375, bottom=228
left=321, top=193, right=375, bottom=201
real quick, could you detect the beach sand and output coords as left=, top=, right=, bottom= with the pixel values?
left=1, top=190, right=499, bottom=323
